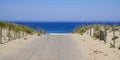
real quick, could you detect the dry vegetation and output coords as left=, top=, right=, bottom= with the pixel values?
left=74, top=24, right=120, bottom=50
left=0, top=21, right=42, bottom=44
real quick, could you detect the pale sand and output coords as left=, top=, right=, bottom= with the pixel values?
left=70, top=33, right=120, bottom=60
left=0, top=32, right=120, bottom=60
left=0, top=35, right=86, bottom=60
left=0, top=34, right=41, bottom=57
left=1, top=28, right=29, bottom=43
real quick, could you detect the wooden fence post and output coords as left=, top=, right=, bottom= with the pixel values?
left=90, top=25, right=92, bottom=36
left=112, top=24, right=115, bottom=47
left=22, top=25, right=25, bottom=37
left=13, top=25, right=16, bottom=39
left=104, top=25, right=107, bottom=43
left=8, top=23, right=10, bottom=41
left=18, top=25, right=20, bottom=38
left=0, top=26, right=2, bottom=44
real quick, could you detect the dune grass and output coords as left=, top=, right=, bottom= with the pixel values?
left=74, top=24, right=120, bottom=49
left=0, top=21, right=35, bottom=34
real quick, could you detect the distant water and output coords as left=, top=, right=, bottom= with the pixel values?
left=14, top=22, right=120, bottom=33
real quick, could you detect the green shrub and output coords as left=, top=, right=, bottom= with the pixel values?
left=85, top=26, right=89, bottom=30
left=26, top=29, right=34, bottom=34
left=37, top=33, right=41, bottom=36
left=93, top=32, right=99, bottom=40
left=14, top=25, right=19, bottom=32
left=93, top=25, right=99, bottom=31
left=78, top=28, right=85, bottom=35
left=118, top=45, right=120, bottom=50
left=92, top=30, right=105, bottom=40
left=22, top=26, right=27, bottom=32
left=9, top=24, right=15, bottom=31
left=24, top=38, right=27, bottom=40
left=110, top=43, right=115, bottom=48
left=112, top=36, right=119, bottom=40
left=0, top=21, right=7, bottom=28
left=110, top=45, right=115, bottom=48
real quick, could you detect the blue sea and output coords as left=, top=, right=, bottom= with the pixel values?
left=14, top=22, right=120, bottom=33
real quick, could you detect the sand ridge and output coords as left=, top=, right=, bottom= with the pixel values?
left=71, top=33, right=120, bottom=60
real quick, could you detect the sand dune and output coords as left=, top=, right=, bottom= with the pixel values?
left=71, top=33, right=120, bottom=60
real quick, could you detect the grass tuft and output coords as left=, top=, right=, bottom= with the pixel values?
left=112, top=36, right=119, bottom=40
left=37, top=33, right=41, bottom=36
left=118, top=45, right=120, bottom=50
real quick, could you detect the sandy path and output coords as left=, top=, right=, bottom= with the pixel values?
left=0, top=35, right=85, bottom=60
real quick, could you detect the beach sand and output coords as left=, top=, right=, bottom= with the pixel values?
left=0, top=34, right=40, bottom=57
left=71, top=33, right=120, bottom=60
left=0, top=32, right=120, bottom=60
left=0, top=35, right=86, bottom=60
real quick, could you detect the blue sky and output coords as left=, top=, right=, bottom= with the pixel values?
left=0, top=0, right=120, bottom=22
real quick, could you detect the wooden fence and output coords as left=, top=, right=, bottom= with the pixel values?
left=0, top=23, right=46, bottom=44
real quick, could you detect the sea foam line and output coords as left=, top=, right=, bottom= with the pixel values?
left=49, top=33, right=70, bottom=35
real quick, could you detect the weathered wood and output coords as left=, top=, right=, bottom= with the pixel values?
left=7, top=24, right=11, bottom=41
left=0, top=26, right=2, bottom=44
left=13, top=25, right=16, bottom=39
left=90, top=25, right=92, bottom=36
left=104, top=26, right=107, bottom=43
left=112, top=24, right=115, bottom=47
